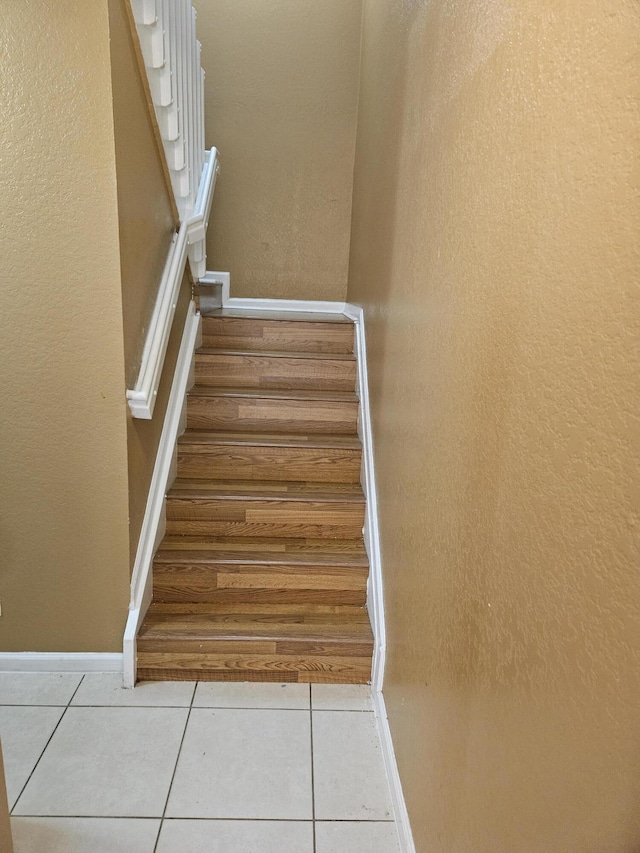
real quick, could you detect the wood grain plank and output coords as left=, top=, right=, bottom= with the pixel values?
left=177, top=444, right=362, bottom=483
left=195, top=351, right=356, bottom=391
left=187, top=393, right=359, bottom=434
left=201, top=315, right=355, bottom=354
left=149, top=602, right=368, bottom=616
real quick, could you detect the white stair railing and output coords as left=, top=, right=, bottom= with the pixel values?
left=131, top=0, right=206, bottom=222
left=126, top=0, right=219, bottom=420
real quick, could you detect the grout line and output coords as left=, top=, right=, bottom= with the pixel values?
left=309, top=683, right=316, bottom=853
left=153, top=682, right=197, bottom=852
left=10, top=675, right=86, bottom=814
left=11, top=815, right=395, bottom=822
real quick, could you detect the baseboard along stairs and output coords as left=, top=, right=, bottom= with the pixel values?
left=136, top=309, right=375, bottom=683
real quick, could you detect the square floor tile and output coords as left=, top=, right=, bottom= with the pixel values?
left=313, top=711, right=393, bottom=820
left=193, top=681, right=309, bottom=710
left=312, top=684, right=373, bottom=711
left=71, top=674, right=195, bottom=707
left=156, top=819, right=314, bottom=852
left=13, top=707, right=188, bottom=817
left=167, top=708, right=312, bottom=819
left=0, top=674, right=82, bottom=706
left=316, top=821, right=400, bottom=852
left=0, top=706, right=64, bottom=809
left=11, top=817, right=159, bottom=853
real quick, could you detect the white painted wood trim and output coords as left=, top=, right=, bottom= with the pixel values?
left=126, top=149, right=218, bottom=419
left=0, top=653, right=123, bottom=673
left=123, top=301, right=201, bottom=687
left=372, top=689, right=416, bottom=853
left=223, top=298, right=348, bottom=314
left=344, top=302, right=387, bottom=692
left=187, top=149, right=219, bottom=246
left=199, top=273, right=348, bottom=314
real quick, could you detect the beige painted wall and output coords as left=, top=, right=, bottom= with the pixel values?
left=108, top=0, right=187, bottom=569
left=0, top=2, right=130, bottom=650
left=194, top=0, right=362, bottom=301
left=348, top=1, right=640, bottom=850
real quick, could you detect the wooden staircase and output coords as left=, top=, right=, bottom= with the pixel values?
left=137, top=310, right=374, bottom=683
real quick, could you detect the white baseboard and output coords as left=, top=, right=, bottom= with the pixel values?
left=344, top=302, right=387, bottom=692
left=123, top=301, right=202, bottom=688
left=0, top=653, right=123, bottom=673
left=372, top=689, right=416, bottom=853
left=224, top=298, right=348, bottom=314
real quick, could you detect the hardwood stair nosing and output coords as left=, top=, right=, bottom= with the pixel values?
left=187, top=386, right=359, bottom=402
left=197, top=348, right=356, bottom=362
left=177, top=431, right=362, bottom=450
left=202, top=309, right=353, bottom=324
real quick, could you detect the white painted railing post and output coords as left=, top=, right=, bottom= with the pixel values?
left=130, top=0, right=213, bottom=278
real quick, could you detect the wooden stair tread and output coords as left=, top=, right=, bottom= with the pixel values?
left=154, top=550, right=368, bottom=569
left=168, top=479, right=364, bottom=503
left=178, top=430, right=361, bottom=449
left=188, top=386, right=358, bottom=402
left=197, top=348, right=355, bottom=362
left=139, top=609, right=373, bottom=643
left=158, top=535, right=367, bottom=556
left=204, top=309, right=353, bottom=324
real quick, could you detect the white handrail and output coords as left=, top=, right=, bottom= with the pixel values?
left=127, top=148, right=219, bottom=419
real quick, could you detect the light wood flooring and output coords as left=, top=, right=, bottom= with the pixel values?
left=137, top=310, right=373, bottom=683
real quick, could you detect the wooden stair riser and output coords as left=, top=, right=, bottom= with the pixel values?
left=136, top=609, right=373, bottom=684
left=201, top=316, right=355, bottom=354
left=165, top=497, right=365, bottom=539
left=187, top=395, right=359, bottom=435
left=195, top=352, right=356, bottom=391
left=153, top=562, right=368, bottom=605
left=137, top=653, right=371, bottom=684
left=150, top=602, right=368, bottom=616
left=177, top=445, right=362, bottom=483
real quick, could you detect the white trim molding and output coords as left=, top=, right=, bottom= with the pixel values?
left=343, top=302, right=387, bottom=692
left=127, top=149, right=219, bottom=420
left=0, top=653, right=123, bottom=673
left=373, top=689, right=417, bottom=852
left=200, top=271, right=348, bottom=315
left=123, top=301, right=202, bottom=687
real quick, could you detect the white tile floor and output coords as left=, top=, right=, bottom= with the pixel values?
left=1, top=673, right=400, bottom=853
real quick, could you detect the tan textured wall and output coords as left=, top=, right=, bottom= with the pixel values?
left=348, top=1, right=640, bottom=850
left=108, top=0, right=185, bottom=568
left=0, top=2, right=130, bottom=651
left=194, top=0, right=362, bottom=301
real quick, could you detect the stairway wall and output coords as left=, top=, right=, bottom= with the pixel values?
left=347, top=1, right=640, bottom=850
left=194, top=0, right=362, bottom=301
left=0, top=2, right=130, bottom=651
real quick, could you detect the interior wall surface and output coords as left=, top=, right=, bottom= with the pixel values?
left=0, top=1, right=130, bottom=652
left=194, top=0, right=363, bottom=301
left=347, top=1, right=640, bottom=850
left=108, top=0, right=184, bottom=569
